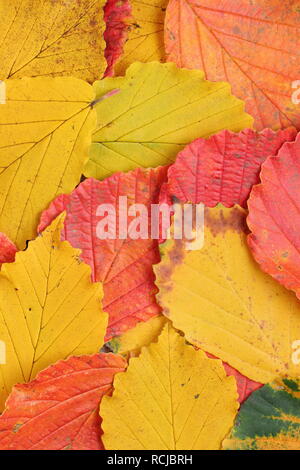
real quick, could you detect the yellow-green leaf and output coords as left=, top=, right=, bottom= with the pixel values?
left=0, top=0, right=106, bottom=82
left=101, top=323, right=238, bottom=450
left=84, top=61, right=253, bottom=180
left=154, top=206, right=300, bottom=384
left=114, top=0, right=167, bottom=76
left=0, top=214, right=107, bottom=410
left=0, top=77, right=96, bottom=249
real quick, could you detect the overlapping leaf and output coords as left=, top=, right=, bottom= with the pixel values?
left=104, top=0, right=131, bottom=76
left=165, top=0, right=300, bottom=130
left=0, top=354, right=126, bottom=450
left=84, top=61, right=253, bottom=180
left=0, top=0, right=106, bottom=82
left=39, top=167, right=168, bottom=340
left=0, top=214, right=107, bottom=410
left=248, top=134, right=300, bottom=299
left=165, top=128, right=297, bottom=208
left=114, top=0, right=167, bottom=76
left=0, top=77, right=96, bottom=249
left=101, top=323, right=238, bottom=450
left=223, top=378, right=300, bottom=450
left=154, top=205, right=300, bottom=384
left=0, top=233, right=16, bottom=266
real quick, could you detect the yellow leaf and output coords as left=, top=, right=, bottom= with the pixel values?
left=84, top=61, right=253, bottom=180
left=107, top=315, right=167, bottom=356
left=154, top=206, right=300, bottom=384
left=0, top=0, right=106, bottom=82
left=114, top=0, right=167, bottom=76
left=101, top=323, right=238, bottom=450
left=0, top=77, right=96, bottom=249
left=0, top=214, right=107, bottom=410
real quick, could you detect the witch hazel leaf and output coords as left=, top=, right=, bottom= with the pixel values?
left=106, top=315, right=168, bottom=356
left=166, top=128, right=297, bottom=208
left=223, top=377, right=300, bottom=450
left=104, top=0, right=131, bottom=77
left=165, top=0, right=300, bottom=131
left=0, top=77, right=96, bottom=250
left=114, top=0, right=167, bottom=76
left=0, top=233, right=17, bottom=266
left=0, top=214, right=107, bottom=410
left=0, top=353, right=126, bottom=450
left=154, top=205, right=300, bottom=384
left=85, top=61, right=253, bottom=180
left=205, top=353, right=262, bottom=404
left=101, top=323, right=238, bottom=450
left=0, top=0, right=106, bottom=82
left=248, top=133, right=300, bottom=299
left=39, top=167, right=168, bottom=340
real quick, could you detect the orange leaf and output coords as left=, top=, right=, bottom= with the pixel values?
left=0, top=354, right=126, bottom=450
left=0, top=233, right=16, bottom=266
left=165, top=0, right=300, bottom=130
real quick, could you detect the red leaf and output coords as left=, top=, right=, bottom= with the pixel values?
left=0, top=233, right=17, bottom=266
left=39, top=167, right=168, bottom=340
left=165, top=0, right=300, bottom=131
left=0, top=354, right=126, bottom=450
left=165, top=128, right=296, bottom=208
left=104, top=0, right=131, bottom=77
left=248, top=133, right=300, bottom=297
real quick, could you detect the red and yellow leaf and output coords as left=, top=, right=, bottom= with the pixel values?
left=165, top=0, right=300, bottom=130
left=0, top=233, right=17, bottom=266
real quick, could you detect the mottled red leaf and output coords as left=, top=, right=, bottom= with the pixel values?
left=0, top=233, right=17, bottom=266
left=39, top=167, right=168, bottom=340
left=165, top=0, right=300, bottom=131
left=164, top=128, right=296, bottom=208
left=104, top=0, right=131, bottom=77
left=248, top=133, right=300, bottom=298
left=0, top=354, right=126, bottom=450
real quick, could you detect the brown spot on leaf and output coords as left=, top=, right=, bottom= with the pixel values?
left=205, top=207, right=249, bottom=236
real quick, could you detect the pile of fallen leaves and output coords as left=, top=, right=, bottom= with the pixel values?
left=0, top=0, right=299, bottom=450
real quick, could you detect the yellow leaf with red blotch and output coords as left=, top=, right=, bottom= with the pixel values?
left=85, top=61, right=253, bottom=180
left=165, top=0, right=300, bottom=130
left=154, top=206, right=300, bottom=384
left=101, top=323, right=238, bottom=450
left=0, top=0, right=106, bottom=82
left=0, top=214, right=107, bottom=410
left=0, top=77, right=96, bottom=249
left=114, top=0, right=167, bottom=76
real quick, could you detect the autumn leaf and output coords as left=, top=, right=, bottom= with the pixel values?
left=165, top=0, right=300, bottom=130
left=0, top=77, right=96, bottom=250
left=104, top=0, right=132, bottom=77
left=248, top=133, right=300, bottom=300
left=114, top=0, right=167, bottom=76
left=106, top=315, right=167, bottom=356
left=38, top=167, right=168, bottom=340
left=0, top=0, right=106, bottom=82
left=0, top=233, right=17, bottom=266
left=101, top=323, right=238, bottom=450
left=0, top=214, right=107, bottom=410
left=154, top=205, right=300, bottom=384
left=223, top=377, right=300, bottom=450
left=84, top=61, right=253, bottom=180
left=0, top=353, right=126, bottom=450
left=165, top=128, right=297, bottom=208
